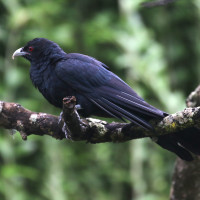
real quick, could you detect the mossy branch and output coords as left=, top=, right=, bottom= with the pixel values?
left=0, top=90, right=200, bottom=143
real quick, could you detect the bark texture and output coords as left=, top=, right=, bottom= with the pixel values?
left=0, top=97, right=200, bottom=143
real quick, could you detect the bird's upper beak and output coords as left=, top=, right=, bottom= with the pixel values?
left=12, top=47, right=28, bottom=59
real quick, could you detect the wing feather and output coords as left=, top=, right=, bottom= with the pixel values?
left=55, top=54, right=166, bottom=129
left=89, top=98, right=124, bottom=120
left=100, top=97, right=152, bottom=129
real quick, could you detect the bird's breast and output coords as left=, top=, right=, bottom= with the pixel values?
left=30, top=66, right=75, bottom=108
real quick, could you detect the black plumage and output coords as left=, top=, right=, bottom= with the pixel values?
left=12, top=38, right=200, bottom=161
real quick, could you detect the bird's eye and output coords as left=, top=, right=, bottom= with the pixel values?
left=28, top=46, right=34, bottom=52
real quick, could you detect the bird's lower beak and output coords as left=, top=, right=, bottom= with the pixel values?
left=12, top=47, right=27, bottom=59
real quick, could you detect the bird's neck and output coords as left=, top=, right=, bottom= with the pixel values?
left=30, top=63, right=48, bottom=90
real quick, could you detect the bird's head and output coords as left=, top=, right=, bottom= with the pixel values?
left=12, top=38, right=64, bottom=62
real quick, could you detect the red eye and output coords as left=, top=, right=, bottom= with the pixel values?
left=28, top=46, right=34, bottom=52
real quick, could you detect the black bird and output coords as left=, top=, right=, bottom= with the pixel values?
left=12, top=38, right=200, bottom=161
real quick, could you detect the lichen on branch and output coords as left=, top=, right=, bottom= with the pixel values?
left=0, top=93, right=200, bottom=143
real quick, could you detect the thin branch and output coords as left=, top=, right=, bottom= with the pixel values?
left=142, top=0, right=178, bottom=7
left=62, top=96, right=87, bottom=140
left=0, top=96, right=200, bottom=143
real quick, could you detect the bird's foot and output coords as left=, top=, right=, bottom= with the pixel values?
left=59, top=104, right=81, bottom=139
left=62, top=122, right=70, bottom=139
left=58, top=112, right=69, bottom=139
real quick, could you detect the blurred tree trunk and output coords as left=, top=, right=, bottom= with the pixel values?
left=170, top=157, right=200, bottom=200
left=170, top=85, right=200, bottom=200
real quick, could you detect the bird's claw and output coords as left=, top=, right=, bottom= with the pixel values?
left=62, top=122, right=70, bottom=139
left=59, top=105, right=81, bottom=139
left=58, top=112, right=69, bottom=139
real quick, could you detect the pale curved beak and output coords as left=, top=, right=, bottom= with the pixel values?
left=12, top=47, right=27, bottom=59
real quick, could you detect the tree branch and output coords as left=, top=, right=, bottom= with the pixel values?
left=170, top=85, right=200, bottom=200
left=0, top=93, right=200, bottom=143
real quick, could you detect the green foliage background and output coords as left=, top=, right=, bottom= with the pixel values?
left=0, top=0, right=200, bottom=199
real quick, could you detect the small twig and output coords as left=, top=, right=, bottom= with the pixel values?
left=62, top=96, right=87, bottom=140
left=142, top=0, right=178, bottom=7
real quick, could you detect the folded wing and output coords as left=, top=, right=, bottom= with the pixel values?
left=55, top=54, right=166, bottom=129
